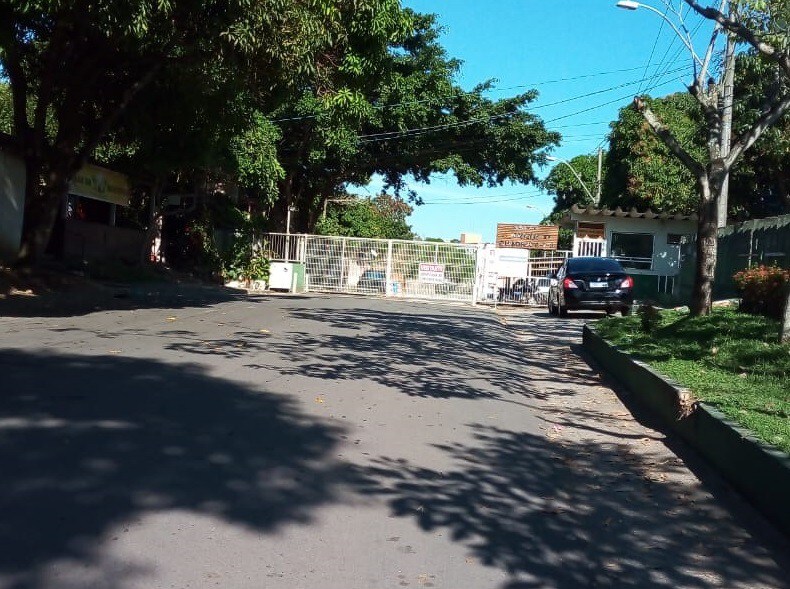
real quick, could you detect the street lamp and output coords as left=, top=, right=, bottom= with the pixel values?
left=546, top=156, right=596, bottom=204
left=615, top=1, right=703, bottom=69
left=524, top=203, right=550, bottom=218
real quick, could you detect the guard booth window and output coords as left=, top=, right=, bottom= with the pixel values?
left=610, top=232, right=653, bottom=270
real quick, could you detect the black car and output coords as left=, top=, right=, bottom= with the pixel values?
left=548, top=257, right=633, bottom=316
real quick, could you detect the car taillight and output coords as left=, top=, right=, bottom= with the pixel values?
left=563, top=277, right=578, bottom=289
left=620, top=276, right=634, bottom=289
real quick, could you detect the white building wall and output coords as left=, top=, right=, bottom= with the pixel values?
left=599, top=216, right=696, bottom=276
left=0, top=149, right=25, bottom=262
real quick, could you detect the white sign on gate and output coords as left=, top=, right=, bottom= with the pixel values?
left=418, top=262, right=446, bottom=284
left=495, top=248, right=530, bottom=278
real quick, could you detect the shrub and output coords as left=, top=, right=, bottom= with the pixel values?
left=733, top=265, right=790, bottom=320
left=637, top=301, right=662, bottom=333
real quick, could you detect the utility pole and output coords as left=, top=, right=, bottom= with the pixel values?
left=718, top=24, right=736, bottom=228
left=596, top=147, right=603, bottom=205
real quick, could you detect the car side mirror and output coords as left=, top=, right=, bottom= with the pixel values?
left=549, top=272, right=557, bottom=279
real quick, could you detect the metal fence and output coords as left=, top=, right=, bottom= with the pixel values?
left=259, top=232, right=572, bottom=306
left=477, top=249, right=571, bottom=306
left=674, top=213, right=790, bottom=301
left=714, top=214, right=790, bottom=298
left=261, top=233, right=479, bottom=303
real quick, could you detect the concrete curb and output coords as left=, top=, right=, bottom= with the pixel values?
left=583, top=324, right=790, bottom=538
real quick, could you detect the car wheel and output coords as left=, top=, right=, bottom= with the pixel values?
left=558, top=298, right=568, bottom=317
left=548, top=296, right=558, bottom=316
left=621, top=305, right=632, bottom=316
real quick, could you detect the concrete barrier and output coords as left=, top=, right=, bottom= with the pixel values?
left=583, top=324, right=790, bottom=537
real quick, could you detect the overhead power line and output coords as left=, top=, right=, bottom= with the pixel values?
left=269, top=60, right=688, bottom=124
left=421, top=194, right=547, bottom=205
left=355, top=65, right=688, bottom=144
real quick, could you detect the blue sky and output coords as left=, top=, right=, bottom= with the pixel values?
left=349, top=0, right=715, bottom=241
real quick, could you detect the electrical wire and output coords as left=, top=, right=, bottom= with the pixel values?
left=638, top=12, right=667, bottom=94
left=270, top=61, right=688, bottom=124
left=419, top=190, right=546, bottom=203
left=355, top=65, right=688, bottom=144
left=421, top=194, right=547, bottom=205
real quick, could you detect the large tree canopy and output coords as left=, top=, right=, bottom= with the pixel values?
left=604, top=93, right=705, bottom=215
left=730, top=51, right=790, bottom=217
left=270, top=10, right=560, bottom=233
left=600, top=52, right=790, bottom=219
left=1, top=1, right=559, bottom=262
left=0, top=0, right=398, bottom=262
left=626, top=0, right=790, bottom=315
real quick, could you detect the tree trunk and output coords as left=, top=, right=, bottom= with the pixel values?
left=16, top=160, right=72, bottom=266
left=690, top=177, right=719, bottom=316
left=781, top=284, right=790, bottom=343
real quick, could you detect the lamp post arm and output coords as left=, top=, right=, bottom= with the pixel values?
left=619, top=1, right=704, bottom=69
left=558, top=160, right=596, bottom=204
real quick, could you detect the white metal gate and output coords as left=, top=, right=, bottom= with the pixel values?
left=260, top=233, right=479, bottom=303
left=258, top=232, right=571, bottom=306
left=475, top=247, right=571, bottom=306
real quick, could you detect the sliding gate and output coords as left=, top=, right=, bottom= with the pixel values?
left=259, top=232, right=570, bottom=306
left=260, top=233, right=479, bottom=303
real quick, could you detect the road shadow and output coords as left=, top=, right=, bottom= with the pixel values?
left=0, top=349, right=361, bottom=589
left=362, top=424, right=787, bottom=589
left=205, top=305, right=602, bottom=403
left=0, top=281, right=264, bottom=318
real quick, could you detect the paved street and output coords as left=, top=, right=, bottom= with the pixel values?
left=1, top=291, right=788, bottom=589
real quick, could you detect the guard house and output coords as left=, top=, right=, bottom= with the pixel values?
left=563, top=204, right=698, bottom=302
left=63, top=163, right=143, bottom=263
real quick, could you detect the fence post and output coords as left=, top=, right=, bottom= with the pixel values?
left=339, top=238, right=346, bottom=289
left=472, top=245, right=481, bottom=304
left=385, top=240, right=393, bottom=297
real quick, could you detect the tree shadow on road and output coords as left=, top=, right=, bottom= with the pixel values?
left=0, top=281, right=269, bottom=318
left=361, top=424, right=786, bottom=589
left=0, top=349, right=362, bottom=589
left=227, top=305, right=601, bottom=403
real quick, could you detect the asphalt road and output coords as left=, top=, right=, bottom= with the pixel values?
left=1, top=290, right=788, bottom=589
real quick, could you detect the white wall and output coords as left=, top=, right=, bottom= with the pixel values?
left=0, top=149, right=25, bottom=262
left=573, top=215, right=697, bottom=276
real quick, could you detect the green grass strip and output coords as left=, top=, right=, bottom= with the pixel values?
left=595, top=308, right=790, bottom=454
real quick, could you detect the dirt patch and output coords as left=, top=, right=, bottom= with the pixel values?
left=0, top=266, right=94, bottom=297
left=0, top=265, right=114, bottom=315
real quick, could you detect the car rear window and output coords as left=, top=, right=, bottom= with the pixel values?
left=567, top=257, right=625, bottom=273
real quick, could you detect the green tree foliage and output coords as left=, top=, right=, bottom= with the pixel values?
left=604, top=93, right=705, bottom=215
left=315, top=194, right=414, bottom=240
left=730, top=51, right=790, bottom=217
left=0, top=83, right=10, bottom=134
left=540, top=153, right=601, bottom=251
left=272, top=10, right=560, bottom=232
left=601, top=54, right=789, bottom=218
left=0, top=0, right=384, bottom=263
left=230, top=113, right=285, bottom=200
left=628, top=0, right=790, bottom=315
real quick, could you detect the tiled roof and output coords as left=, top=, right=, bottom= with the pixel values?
left=569, top=204, right=698, bottom=221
